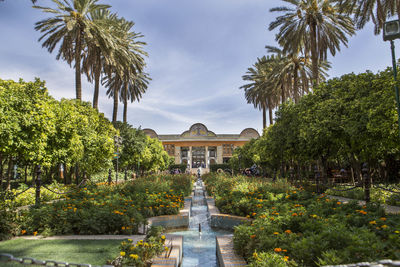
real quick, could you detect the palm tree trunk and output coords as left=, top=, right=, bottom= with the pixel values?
left=93, top=52, right=101, bottom=110
left=75, top=31, right=82, bottom=101
left=123, top=83, right=128, bottom=123
left=113, top=87, right=119, bottom=123
left=310, top=21, right=319, bottom=88
left=262, top=106, right=266, bottom=129
left=268, top=96, right=273, bottom=126
left=293, top=64, right=299, bottom=103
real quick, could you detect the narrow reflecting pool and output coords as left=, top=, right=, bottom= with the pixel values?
left=170, top=179, right=231, bottom=267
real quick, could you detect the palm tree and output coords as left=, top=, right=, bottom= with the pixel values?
left=269, top=0, right=355, bottom=88
left=102, top=18, right=149, bottom=123
left=241, top=56, right=279, bottom=128
left=82, top=9, right=117, bottom=110
left=34, top=0, right=110, bottom=100
left=120, top=71, right=150, bottom=123
left=265, top=45, right=329, bottom=103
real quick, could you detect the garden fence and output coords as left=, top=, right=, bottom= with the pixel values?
left=0, top=253, right=113, bottom=267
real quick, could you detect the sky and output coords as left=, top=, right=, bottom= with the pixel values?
left=0, top=0, right=395, bottom=135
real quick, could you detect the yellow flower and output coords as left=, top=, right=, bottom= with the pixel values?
left=122, top=226, right=126, bottom=230
left=273, top=232, right=279, bottom=235
left=284, top=256, right=289, bottom=262
left=129, top=254, right=138, bottom=260
left=161, top=235, right=166, bottom=240
left=395, top=230, right=400, bottom=234
left=369, top=220, right=377, bottom=225
left=380, top=217, right=387, bottom=221
left=33, top=231, right=38, bottom=236
left=128, top=239, right=132, bottom=242
left=381, top=225, right=388, bottom=229
left=165, top=246, right=169, bottom=251
left=73, top=208, right=77, bottom=212
left=253, top=252, right=258, bottom=259
left=120, top=252, right=126, bottom=256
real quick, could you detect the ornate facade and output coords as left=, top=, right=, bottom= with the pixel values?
left=143, top=123, right=259, bottom=173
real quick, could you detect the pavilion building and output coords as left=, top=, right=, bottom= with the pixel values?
left=143, top=123, right=260, bottom=173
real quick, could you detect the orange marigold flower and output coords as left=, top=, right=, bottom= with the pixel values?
left=33, top=231, right=38, bottom=236
left=21, top=230, right=27, bottom=235
left=285, top=230, right=292, bottom=234
left=274, top=248, right=282, bottom=252
left=284, top=256, right=289, bottom=262
left=250, top=234, right=256, bottom=239
left=369, top=220, right=377, bottom=225
left=337, top=202, right=341, bottom=205
left=380, top=217, right=387, bottom=221
left=292, top=213, right=298, bottom=217
left=382, top=225, right=388, bottom=229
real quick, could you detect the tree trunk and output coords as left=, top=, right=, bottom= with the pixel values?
left=6, top=157, right=12, bottom=190
left=113, top=87, right=119, bottom=123
left=24, top=165, right=28, bottom=184
left=268, top=97, right=273, bottom=126
left=123, top=83, right=128, bottom=123
left=310, top=21, right=319, bottom=88
left=281, top=84, right=285, bottom=103
left=262, top=106, right=266, bottom=130
left=93, top=51, right=101, bottom=110
left=293, top=64, right=299, bottom=103
left=0, top=154, right=3, bottom=189
left=75, top=30, right=82, bottom=100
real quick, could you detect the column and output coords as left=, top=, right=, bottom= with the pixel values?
left=175, top=146, right=180, bottom=164
left=217, top=146, right=223, bottom=164
left=205, top=146, right=209, bottom=168
left=189, top=146, right=192, bottom=169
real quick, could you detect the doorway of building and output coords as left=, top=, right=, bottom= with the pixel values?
left=192, top=146, right=205, bottom=168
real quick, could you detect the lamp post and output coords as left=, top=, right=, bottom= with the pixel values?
left=114, top=135, right=123, bottom=183
left=383, top=19, right=400, bottom=137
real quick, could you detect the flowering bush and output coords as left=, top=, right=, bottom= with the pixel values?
left=111, top=226, right=167, bottom=267
left=18, top=174, right=192, bottom=236
left=205, top=174, right=400, bottom=266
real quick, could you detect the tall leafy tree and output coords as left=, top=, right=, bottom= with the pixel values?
left=241, top=56, right=279, bottom=128
left=82, top=9, right=117, bottom=110
left=102, top=17, right=149, bottom=123
left=269, top=0, right=355, bottom=87
left=34, top=0, right=110, bottom=100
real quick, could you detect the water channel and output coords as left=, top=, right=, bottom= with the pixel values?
left=170, top=178, right=230, bottom=267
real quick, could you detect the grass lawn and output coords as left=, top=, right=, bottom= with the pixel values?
left=0, top=239, right=121, bottom=266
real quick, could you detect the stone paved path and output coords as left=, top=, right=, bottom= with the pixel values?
left=327, top=195, right=400, bottom=214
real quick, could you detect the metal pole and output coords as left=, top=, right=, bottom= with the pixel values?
left=390, top=40, right=400, bottom=137
left=35, top=165, right=42, bottom=207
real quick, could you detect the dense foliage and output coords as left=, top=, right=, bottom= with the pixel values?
left=17, top=174, right=192, bottom=237
left=0, top=78, right=116, bottom=188
left=114, top=122, right=171, bottom=174
left=232, top=67, right=400, bottom=183
left=204, top=173, right=400, bottom=266
left=112, top=226, right=167, bottom=267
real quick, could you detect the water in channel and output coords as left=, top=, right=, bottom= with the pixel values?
left=170, top=178, right=230, bottom=267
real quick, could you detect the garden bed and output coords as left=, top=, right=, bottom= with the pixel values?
left=202, top=173, right=400, bottom=267
left=9, top=174, right=193, bottom=238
